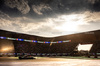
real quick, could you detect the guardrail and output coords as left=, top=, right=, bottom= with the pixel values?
left=0, top=53, right=71, bottom=57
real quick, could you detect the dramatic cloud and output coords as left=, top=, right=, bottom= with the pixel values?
left=5, top=0, right=30, bottom=14
left=32, top=4, right=51, bottom=15
left=0, top=11, right=10, bottom=20
left=88, top=0, right=95, bottom=4
left=88, top=0, right=99, bottom=4
left=77, top=11, right=100, bottom=32
left=0, top=0, right=100, bottom=37
left=0, top=11, right=58, bottom=37
left=84, top=11, right=100, bottom=23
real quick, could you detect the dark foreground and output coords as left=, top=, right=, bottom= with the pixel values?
left=0, top=57, right=100, bottom=66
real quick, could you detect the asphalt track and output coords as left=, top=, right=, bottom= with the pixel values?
left=0, top=57, right=100, bottom=66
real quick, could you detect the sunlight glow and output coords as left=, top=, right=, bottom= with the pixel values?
left=55, top=14, right=86, bottom=31
left=1, top=47, right=13, bottom=52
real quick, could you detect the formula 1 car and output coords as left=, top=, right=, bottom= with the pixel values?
left=19, top=55, right=35, bottom=59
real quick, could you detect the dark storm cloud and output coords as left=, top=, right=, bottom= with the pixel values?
left=5, top=0, right=30, bottom=14
left=92, top=0, right=100, bottom=12
left=32, top=3, right=51, bottom=15
left=0, top=11, right=10, bottom=20
left=0, top=0, right=99, bottom=18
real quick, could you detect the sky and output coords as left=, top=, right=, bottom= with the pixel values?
left=0, top=0, right=100, bottom=37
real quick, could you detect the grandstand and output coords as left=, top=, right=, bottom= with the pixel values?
left=0, top=29, right=100, bottom=57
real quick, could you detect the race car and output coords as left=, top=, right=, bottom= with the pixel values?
left=19, top=55, right=35, bottom=59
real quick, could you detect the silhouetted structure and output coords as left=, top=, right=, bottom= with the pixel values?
left=0, top=29, right=100, bottom=57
